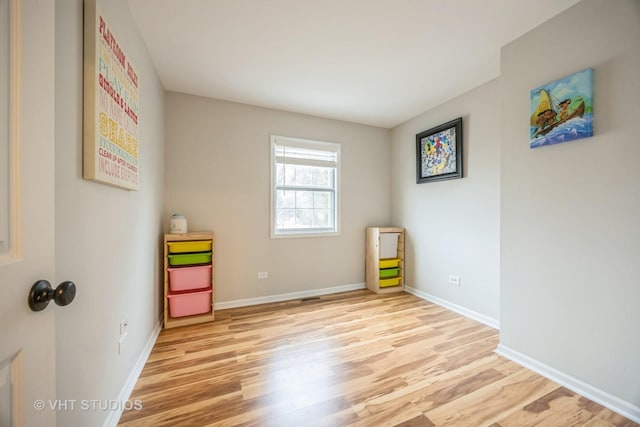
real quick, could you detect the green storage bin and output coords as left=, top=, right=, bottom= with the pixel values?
left=168, top=251, right=212, bottom=266
left=379, top=267, right=400, bottom=279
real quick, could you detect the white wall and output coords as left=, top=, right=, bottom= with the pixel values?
left=54, top=1, right=165, bottom=426
left=500, top=0, right=640, bottom=411
left=165, top=93, right=390, bottom=303
left=390, top=79, right=501, bottom=324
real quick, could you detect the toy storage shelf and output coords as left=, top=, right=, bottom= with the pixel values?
left=365, top=227, right=405, bottom=294
left=163, top=232, right=215, bottom=329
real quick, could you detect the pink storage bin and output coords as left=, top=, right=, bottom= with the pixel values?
left=167, top=289, right=212, bottom=318
left=168, top=265, right=212, bottom=292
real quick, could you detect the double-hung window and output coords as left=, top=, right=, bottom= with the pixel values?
left=270, top=135, right=340, bottom=238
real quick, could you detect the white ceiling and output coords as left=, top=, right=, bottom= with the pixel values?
left=128, top=0, right=581, bottom=128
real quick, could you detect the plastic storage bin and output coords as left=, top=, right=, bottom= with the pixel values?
left=167, top=289, right=212, bottom=317
left=168, top=251, right=212, bottom=266
left=379, top=258, right=400, bottom=269
left=167, top=240, right=212, bottom=254
left=379, top=233, right=400, bottom=259
left=379, top=267, right=400, bottom=279
left=379, top=277, right=401, bottom=288
left=168, top=265, right=212, bottom=292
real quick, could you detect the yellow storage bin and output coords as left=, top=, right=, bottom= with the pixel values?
left=167, top=240, right=212, bottom=254
left=379, top=277, right=401, bottom=288
left=379, top=258, right=400, bottom=269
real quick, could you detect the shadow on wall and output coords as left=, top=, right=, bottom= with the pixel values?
left=404, top=232, right=415, bottom=289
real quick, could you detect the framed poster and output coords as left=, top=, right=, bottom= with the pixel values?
left=416, top=118, right=463, bottom=184
left=83, top=0, right=140, bottom=190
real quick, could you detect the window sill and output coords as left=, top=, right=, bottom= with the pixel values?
left=270, top=229, right=340, bottom=239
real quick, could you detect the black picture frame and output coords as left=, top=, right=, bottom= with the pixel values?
left=416, top=117, right=463, bottom=184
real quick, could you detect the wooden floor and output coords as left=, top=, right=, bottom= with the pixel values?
left=119, top=290, right=637, bottom=427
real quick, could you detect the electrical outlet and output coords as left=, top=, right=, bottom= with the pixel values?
left=118, top=333, right=128, bottom=355
left=257, top=272, right=268, bottom=279
left=448, top=275, right=460, bottom=286
left=119, top=318, right=129, bottom=337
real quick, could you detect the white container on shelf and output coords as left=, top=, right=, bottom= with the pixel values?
left=170, top=214, right=188, bottom=234
left=379, top=233, right=400, bottom=259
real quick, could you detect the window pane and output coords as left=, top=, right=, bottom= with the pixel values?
left=313, top=209, right=331, bottom=227
left=312, top=168, right=330, bottom=187
left=294, top=166, right=313, bottom=186
left=276, top=190, right=295, bottom=208
left=276, top=209, right=295, bottom=229
left=276, top=190, right=334, bottom=231
left=276, top=164, right=285, bottom=186
left=296, top=191, right=313, bottom=209
left=283, top=164, right=295, bottom=186
left=275, top=163, right=333, bottom=189
left=313, top=192, right=329, bottom=209
left=295, top=209, right=313, bottom=228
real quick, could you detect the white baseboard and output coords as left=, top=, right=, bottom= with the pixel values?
left=103, top=318, right=162, bottom=427
left=496, top=344, right=640, bottom=424
left=214, top=282, right=366, bottom=310
left=404, top=285, right=500, bottom=330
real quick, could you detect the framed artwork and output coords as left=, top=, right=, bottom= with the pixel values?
left=416, top=118, right=463, bottom=184
left=83, top=0, right=140, bottom=190
left=530, top=68, right=593, bottom=148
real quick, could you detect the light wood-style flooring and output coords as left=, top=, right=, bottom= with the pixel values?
left=119, top=290, right=638, bottom=426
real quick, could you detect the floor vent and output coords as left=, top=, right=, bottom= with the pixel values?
left=300, top=296, right=321, bottom=302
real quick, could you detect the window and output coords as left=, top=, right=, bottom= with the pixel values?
left=270, top=135, right=340, bottom=238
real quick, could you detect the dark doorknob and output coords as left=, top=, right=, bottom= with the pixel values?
left=28, top=280, right=76, bottom=312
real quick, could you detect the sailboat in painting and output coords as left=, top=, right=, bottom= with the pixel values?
left=531, top=90, right=585, bottom=137
left=530, top=68, right=593, bottom=148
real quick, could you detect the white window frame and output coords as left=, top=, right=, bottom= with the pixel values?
left=270, top=135, right=340, bottom=238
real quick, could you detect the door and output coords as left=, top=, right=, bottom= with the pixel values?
left=0, top=0, right=57, bottom=425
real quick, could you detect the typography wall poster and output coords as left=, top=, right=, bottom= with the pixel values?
left=83, top=0, right=140, bottom=190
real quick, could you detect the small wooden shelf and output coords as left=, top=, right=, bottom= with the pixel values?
left=163, top=232, right=215, bottom=329
left=365, top=227, right=405, bottom=294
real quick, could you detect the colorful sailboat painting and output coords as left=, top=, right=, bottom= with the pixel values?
left=530, top=68, right=593, bottom=148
